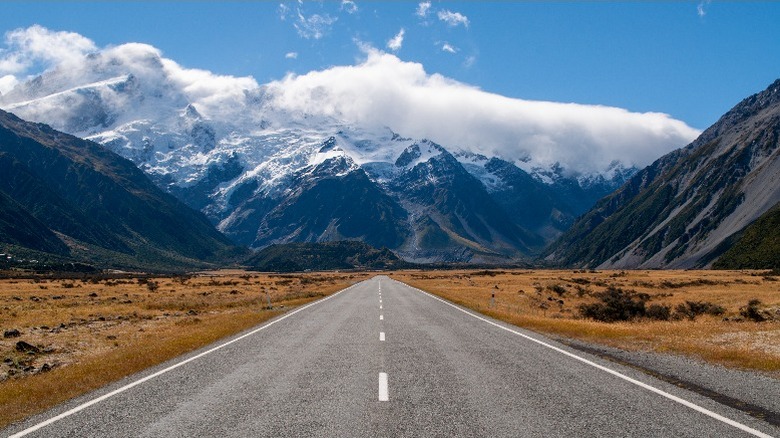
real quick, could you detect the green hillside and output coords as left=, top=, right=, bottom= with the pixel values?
left=714, top=203, right=780, bottom=269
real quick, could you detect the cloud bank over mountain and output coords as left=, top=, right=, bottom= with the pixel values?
left=0, top=26, right=700, bottom=175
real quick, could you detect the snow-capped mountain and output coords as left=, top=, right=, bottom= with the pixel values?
left=0, top=43, right=643, bottom=262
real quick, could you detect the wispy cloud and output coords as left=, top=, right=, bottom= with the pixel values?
left=278, top=3, right=290, bottom=20
left=437, top=9, right=469, bottom=28
left=416, top=1, right=431, bottom=19
left=294, top=10, right=337, bottom=40
left=387, top=28, right=405, bottom=52
left=463, top=56, right=476, bottom=68
left=341, top=0, right=358, bottom=15
left=697, top=0, right=711, bottom=17
left=285, top=52, right=298, bottom=59
left=440, top=42, right=458, bottom=54
left=278, top=2, right=339, bottom=40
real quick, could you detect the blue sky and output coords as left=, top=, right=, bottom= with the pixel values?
left=1, top=1, right=779, bottom=130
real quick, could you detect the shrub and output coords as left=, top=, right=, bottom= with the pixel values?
left=548, top=284, right=566, bottom=296
left=569, top=278, right=591, bottom=285
left=739, top=299, right=766, bottom=322
left=646, top=304, right=671, bottom=321
left=673, top=301, right=725, bottom=321
left=578, top=286, right=648, bottom=322
left=574, top=285, right=589, bottom=297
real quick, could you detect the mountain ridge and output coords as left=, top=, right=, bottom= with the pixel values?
left=0, top=49, right=642, bottom=263
left=246, top=240, right=412, bottom=272
left=0, top=109, right=244, bottom=271
left=545, top=78, right=780, bottom=269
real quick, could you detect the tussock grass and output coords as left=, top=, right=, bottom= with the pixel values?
left=0, top=270, right=369, bottom=429
left=390, top=269, right=780, bottom=376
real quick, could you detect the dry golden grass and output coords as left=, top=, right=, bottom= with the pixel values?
left=0, top=270, right=370, bottom=429
left=2, top=268, right=778, bottom=429
left=389, top=269, right=780, bottom=376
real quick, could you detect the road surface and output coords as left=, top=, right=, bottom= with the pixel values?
left=4, top=276, right=778, bottom=437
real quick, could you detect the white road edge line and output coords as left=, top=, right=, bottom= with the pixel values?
left=378, top=372, right=389, bottom=401
left=380, top=314, right=383, bottom=320
left=7, top=283, right=361, bottom=438
left=401, top=280, right=774, bottom=438
left=380, top=332, right=385, bottom=341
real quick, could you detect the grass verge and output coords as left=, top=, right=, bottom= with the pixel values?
left=0, top=271, right=369, bottom=429
left=390, top=269, right=780, bottom=376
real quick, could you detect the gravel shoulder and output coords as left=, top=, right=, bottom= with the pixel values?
left=556, top=336, right=780, bottom=427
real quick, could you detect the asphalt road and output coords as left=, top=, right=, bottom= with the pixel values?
left=4, top=276, right=778, bottom=437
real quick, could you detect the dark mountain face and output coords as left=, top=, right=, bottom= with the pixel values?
left=546, top=79, right=780, bottom=269
left=218, top=138, right=553, bottom=264
left=251, top=156, right=410, bottom=250
left=0, top=189, right=70, bottom=255
left=388, top=144, right=543, bottom=262
left=246, top=240, right=411, bottom=272
left=0, top=109, right=242, bottom=271
left=484, top=158, right=572, bottom=235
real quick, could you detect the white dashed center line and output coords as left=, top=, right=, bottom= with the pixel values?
left=378, top=372, right=389, bottom=401
left=378, top=283, right=388, bottom=401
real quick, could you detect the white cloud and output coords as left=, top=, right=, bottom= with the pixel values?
left=294, top=10, right=337, bottom=40
left=0, top=25, right=96, bottom=75
left=387, top=29, right=405, bottom=52
left=697, top=0, right=711, bottom=17
left=440, top=42, right=458, bottom=54
left=0, top=27, right=700, bottom=176
left=285, top=51, right=299, bottom=59
left=263, top=48, right=700, bottom=174
left=341, top=0, right=358, bottom=14
left=437, top=10, right=469, bottom=28
left=0, top=74, right=18, bottom=94
left=0, top=27, right=258, bottom=123
left=416, top=1, right=431, bottom=18
left=463, top=56, right=476, bottom=68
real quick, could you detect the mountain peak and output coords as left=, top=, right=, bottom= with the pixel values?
left=183, top=103, right=202, bottom=120
left=394, top=140, right=447, bottom=168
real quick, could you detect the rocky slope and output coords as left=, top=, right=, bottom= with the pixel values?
left=545, top=79, right=780, bottom=269
left=0, top=109, right=242, bottom=271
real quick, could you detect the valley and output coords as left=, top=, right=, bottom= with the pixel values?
left=0, top=6, right=778, bottom=437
